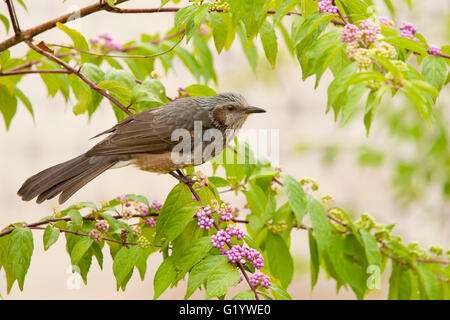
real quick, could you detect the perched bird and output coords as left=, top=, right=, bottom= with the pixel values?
left=17, top=92, right=265, bottom=204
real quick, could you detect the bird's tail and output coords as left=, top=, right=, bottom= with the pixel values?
left=18, top=154, right=121, bottom=204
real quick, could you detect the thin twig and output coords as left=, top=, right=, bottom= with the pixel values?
left=26, top=39, right=133, bottom=116
left=0, top=69, right=70, bottom=76
left=28, top=226, right=141, bottom=246
left=4, top=0, right=21, bottom=35
left=47, top=32, right=185, bottom=59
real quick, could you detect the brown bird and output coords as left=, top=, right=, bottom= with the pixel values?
left=17, top=92, right=265, bottom=204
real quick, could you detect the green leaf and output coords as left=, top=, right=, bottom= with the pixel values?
left=7, top=228, right=34, bottom=291
left=156, top=183, right=193, bottom=243
left=281, top=174, right=307, bottom=227
left=56, top=22, right=92, bottom=63
left=154, top=256, right=177, bottom=299
left=194, top=34, right=217, bottom=84
left=233, top=290, right=256, bottom=300
left=237, top=23, right=258, bottom=75
left=306, top=196, right=331, bottom=253
left=0, top=14, right=10, bottom=34
left=0, top=84, right=17, bottom=130
left=273, top=0, right=297, bottom=26
left=381, top=36, right=427, bottom=55
left=174, top=46, right=202, bottom=81
left=184, top=84, right=216, bottom=97
left=80, top=63, right=105, bottom=83
left=308, top=228, right=320, bottom=289
left=43, top=225, right=60, bottom=251
left=260, top=21, right=278, bottom=68
left=266, top=233, right=294, bottom=288
left=113, top=246, right=141, bottom=290
left=68, top=209, right=83, bottom=230
left=270, top=282, right=292, bottom=300
left=70, top=237, right=93, bottom=265
left=360, top=229, right=381, bottom=267
left=341, top=83, right=367, bottom=125
left=185, top=255, right=228, bottom=299
left=209, top=12, right=228, bottom=54
left=206, top=261, right=240, bottom=299
left=162, top=202, right=201, bottom=245
left=416, top=264, right=439, bottom=300
left=97, top=79, right=132, bottom=106
left=421, top=56, right=447, bottom=91
left=13, top=86, right=34, bottom=120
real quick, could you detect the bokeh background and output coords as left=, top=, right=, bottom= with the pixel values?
left=0, top=0, right=449, bottom=299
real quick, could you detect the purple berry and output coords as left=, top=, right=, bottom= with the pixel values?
left=249, top=272, right=271, bottom=289
left=428, top=46, right=442, bottom=56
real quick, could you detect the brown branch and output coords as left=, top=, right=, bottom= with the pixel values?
left=4, top=0, right=21, bottom=35
left=0, top=211, right=157, bottom=238
left=0, top=0, right=130, bottom=52
left=0, top=69, right=70, bottom=76
left=26, top=40, right=133, bottom=116
left=28, top=226, right=140, bottom=246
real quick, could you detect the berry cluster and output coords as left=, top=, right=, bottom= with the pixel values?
left=151, top=200, right=162, bottom=212
left=196, top=201, right=270, bottom=290
left=95, top=220, right=110, bottom=233
left=317, top=0, right=338, bottom=14
left=194, top=171, right=210, bottom=188
left=196, top=207, right=214, bottom=230
left=223, top=245, right=265, bottom=270
left=88, top=229, right=103, bottom=243
left=399, top=22, right=418, bottom=41
left=145, top=218, right=156, bottom=228
left=137, top=235, right=151, bottom=248
left=90, top=32, right=123, bottom=51
left=210, top=225, right=244, bottom=249
left=377, top=16, right=394, bottom=27
left=249, top=272, right=271, bottom=289
left=428, top=46, right=442, bottom=56
left=342, top=19, right=398, bottom=73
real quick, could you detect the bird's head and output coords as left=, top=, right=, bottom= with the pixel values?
left=207, top=92, right=266, bottom=130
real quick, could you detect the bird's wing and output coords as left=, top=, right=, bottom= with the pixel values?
left=86, top=99, right=205, bottom=156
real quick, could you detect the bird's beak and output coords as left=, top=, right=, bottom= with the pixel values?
left=245, top=106, right=266, bottom=114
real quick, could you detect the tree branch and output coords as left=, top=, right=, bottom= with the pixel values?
left=4, top=0, right=21, bottom=35
left=0, top=0, right=130, bottom=52
left=26, top=39, right=133, bottom=116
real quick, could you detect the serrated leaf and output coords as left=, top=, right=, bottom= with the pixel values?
left=7, top=228, right=34, bottom=291
left=206, top=261, right=240, bottom=298
left=421, top=56, right=447, bottom=92
left=70, top=237, right=93, bottom=265
left=281, top=174, right=307, bottom=227
left=43, top=225, right=60, bottom=251
left=308, top=228, right=320, bottom=289
left=260, top=21, right=278, bottom=68
left=68, top=209, right=83, bottom=230
left=381, top=36, right=427, bottom=55
left=184, top=84, right=216, bottom=97
left=113, top=246, right=141, bottom=290
left=185, top=255, right=228, bottom=299
left=154, top=256, right=177, bottom=299
left=209, top=12, right=228, bottom=54
left=266, top=233, right=294, bottom=288
left=306, top=196, right=331, bottom=253
left=56, top=22, right=91, bottom=63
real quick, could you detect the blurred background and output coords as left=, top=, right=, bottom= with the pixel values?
left=0, top=0, right=449, bottom=299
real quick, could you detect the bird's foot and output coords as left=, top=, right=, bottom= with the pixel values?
left=169, top=170, right=195, bottom=186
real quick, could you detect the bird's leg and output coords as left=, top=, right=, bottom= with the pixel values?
left=169, top=170, right=195, bottom=185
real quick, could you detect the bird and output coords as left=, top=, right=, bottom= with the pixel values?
left=17, top=92, right=265, bottom=204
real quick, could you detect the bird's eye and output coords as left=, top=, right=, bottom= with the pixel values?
left=227, top=105, right=234, bottom=111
